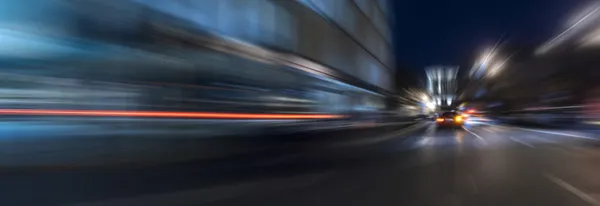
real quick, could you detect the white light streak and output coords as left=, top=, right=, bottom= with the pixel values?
left=537, top=5, right=600, bottom=54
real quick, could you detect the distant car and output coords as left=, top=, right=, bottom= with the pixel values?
left=435, top=112, right=464, bottom=127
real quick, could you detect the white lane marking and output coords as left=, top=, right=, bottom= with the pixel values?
left=468, top=174, right=478, bottom=193
left=509, top=136, right=535, bottom=148
left=462, top=126, right=487, bottom=143
left=481, top=127, right=495, bottom=133
left=473, top=122, right=496, bottom=126
left=555, top=147, right=586, bottom=158
left=544, top=173, right=600, bottom=206
left=419, top=137, right=431, bottom=146
left=527, top=134, right=556, bottom=144
left=512, top=127, right=597, bottom=141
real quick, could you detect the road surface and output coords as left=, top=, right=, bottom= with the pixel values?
left=2, top=121, right=600, bottom=206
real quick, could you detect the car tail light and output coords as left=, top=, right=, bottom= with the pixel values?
left=455, top=116, right=463, bottom=122
left=436, top=118, right=444, bottom=122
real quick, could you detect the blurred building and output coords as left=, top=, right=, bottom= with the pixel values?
left=0, top=0, right=397, bottom=117
left=461, top=2, right=600, bottom=109
left=457, top=2, right=600, bottom=125
left=425, top=66, right=459, bottom=107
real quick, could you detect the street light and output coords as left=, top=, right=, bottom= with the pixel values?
left=421, top=93, right=429, bottom=102
left=487, top=60, right=505, bottom=77
left=486, top=53, right=513, bottom=77
left=426, top=102, right=436, bottom=110
left=471, top=49, right=496, bottom=78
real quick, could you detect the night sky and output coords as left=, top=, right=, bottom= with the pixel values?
left=392, top=0, right=594, bottom=71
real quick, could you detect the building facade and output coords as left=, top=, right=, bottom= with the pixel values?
left=426, top=66, right=459, bottom=107
left=133, top=0, right=395, bottom=107
left=0, top=0, right=396, bottom=115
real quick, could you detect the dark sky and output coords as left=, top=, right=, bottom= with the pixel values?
left=392, top=0, right=593, bottom=70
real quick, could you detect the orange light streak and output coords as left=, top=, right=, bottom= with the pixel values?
left=0, top=109, right=345, bottom=119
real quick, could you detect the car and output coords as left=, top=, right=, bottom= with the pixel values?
left=435, top=112, right=464, bottom=127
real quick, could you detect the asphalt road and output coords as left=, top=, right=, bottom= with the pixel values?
left=2, top=121, right=600, bottom=206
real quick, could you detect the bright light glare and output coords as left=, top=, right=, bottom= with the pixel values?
left=426, top=102, right=436, bottom=109
left=580, top=28, right=600, bottom=47
left=455, top=116, right=463, bottom=122
left=488, top=64, right=502, bottom=76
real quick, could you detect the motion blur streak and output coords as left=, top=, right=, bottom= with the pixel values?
left=11, top=0, right=600, bottom=206
left=0, top=109, right=345, bottom=119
